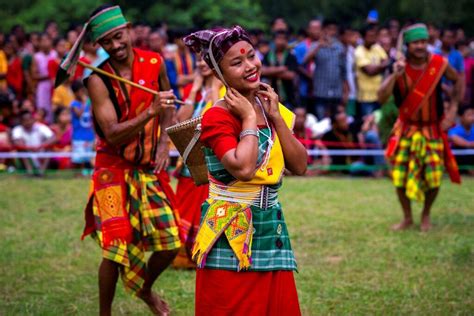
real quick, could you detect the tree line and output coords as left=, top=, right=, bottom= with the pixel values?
left=1, top=0, right=473, bottom=35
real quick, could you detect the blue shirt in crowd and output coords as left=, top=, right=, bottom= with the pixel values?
left=71, top=99, right=95, bottom=142
left=448, top=124, right=474, bottom=144
left=435, top=47, right=465, bottom=86
left=294, top=39, right=313, bottom=98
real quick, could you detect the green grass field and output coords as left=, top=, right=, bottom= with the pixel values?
left=0, top=175, right=473, bottom=315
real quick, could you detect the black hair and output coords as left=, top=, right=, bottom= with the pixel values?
left=133, top=21, right=148, bottom=27
left=440, top=26, right=457, bottom=38
left=387, top=18, right=400, bottom=28
left=340, top=25, right=355, bottom=35
left=323, top=19, right=338, bottom=28
left=10, top=24, right=24, bottom=34
left=378, top=23, right=390, bottom=32
left=271, top=17, right=286, bottom=27
left=27, top=31, right=41, bottom=41
left=458, top=104, right=473, bottom=116
left=249, top=28, right=264, bottom=37
left=273, top=30, right=289, bottom=39
left=54, top=106, right=69, bottom=123
left=53, top=37, right=66, bottom=47
left=297, top=27, right=307, bottom=37
left=456, top=39, right=468, bottom=49
left=293, top=106, right=307, bottom=113
left=71, top=80, right=85, bottom=93
left=360, top=24, right=378, bottom=37
left=67, top=22, right=81, bottom=33
left=150, top=27, right=162, bottom=35
left=39, top=32, right=51, bottom=40
left=168, top=28, right=191, bottom=42
left=19, top=110, right=32, bottom=119
left=44, top=20, right=57, bottom=30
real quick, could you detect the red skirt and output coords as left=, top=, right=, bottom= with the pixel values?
left=195, top=269, right=301, bottom=316
left=173, top=176, right=209, bottom=268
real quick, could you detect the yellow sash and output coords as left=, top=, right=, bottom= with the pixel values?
left=192, top=103, right=295, bottom=270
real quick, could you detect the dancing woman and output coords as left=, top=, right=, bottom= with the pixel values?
left=184, top=26, right=307, bottom=315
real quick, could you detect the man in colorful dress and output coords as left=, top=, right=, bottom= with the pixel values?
left=378, top=23, right=461, bottom=232
left=63, top=5, right=181, bottom=315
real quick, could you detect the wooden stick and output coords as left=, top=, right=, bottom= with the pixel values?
left=78, top=60, right=185, bottom=105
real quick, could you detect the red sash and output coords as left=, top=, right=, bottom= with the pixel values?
left=385, top=54, right=461, bottom=183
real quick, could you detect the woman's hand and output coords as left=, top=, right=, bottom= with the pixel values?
left=256, top=82, right=280, bottom=122
left=224, top=87, right=256, bottom=121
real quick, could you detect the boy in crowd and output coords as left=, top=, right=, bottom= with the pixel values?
left=70, top=81, right=95, bottom=175
left=448, top=105, right=474, bottom=175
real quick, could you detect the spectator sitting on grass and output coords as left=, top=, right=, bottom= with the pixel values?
left=0, top=118, right=12, bottom=170
left=11, top=110, right=55, bottom=176
left=321, top=109, right=360, bottom=172
left=70, top=80, right=95, bottom=175
left=357, top=113, right=385, bottom=177
left=448, top=104, right=474, bottom=175
left=293, top=106, right=329, bottom=175
left=293, top=107, right=314, bottom=164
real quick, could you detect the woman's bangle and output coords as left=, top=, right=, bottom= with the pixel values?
left=239, top=129, right=259, bottom=139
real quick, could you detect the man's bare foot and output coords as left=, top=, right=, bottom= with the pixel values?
left=391, top=219, right=414, bottom=231
left=137, top=289, right=170, bottom=316
left=420, top=217, right=432, bottom=232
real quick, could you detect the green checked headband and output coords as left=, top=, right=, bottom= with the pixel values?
left=403, top=23, right=429, bottom=44
left=60, top=5, right=128, bottom=76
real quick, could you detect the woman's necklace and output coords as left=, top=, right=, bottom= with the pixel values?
left=255, top=97, right=273, bottom=170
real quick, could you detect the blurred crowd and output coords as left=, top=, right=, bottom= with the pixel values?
left=0, top=12, right=473, bottom=176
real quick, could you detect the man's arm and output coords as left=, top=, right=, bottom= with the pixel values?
left=72, top=103, right=84, bottom=117
left=361, top=59, right=389, bottom=76
left=450, top=134, right=474, bottom=148
left=261, top=65, right=287, bottom=78
left=303, top=45, right=319, bottom=65
left=278, top=69, right=296, bottom=80
left=88, top=74, right=173, bottom=146
left=157, top=61, right=174, bottom=142
left=154, top=61, right=176, bottom=172
left=378, top=59, right=405, bottom=104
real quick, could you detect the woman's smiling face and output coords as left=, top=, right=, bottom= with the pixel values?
left=218, top=41, right=261, bottom=92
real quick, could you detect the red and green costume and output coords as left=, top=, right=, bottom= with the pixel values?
left=81, top=48, right=181, bottom=295
left=387, top=53, right=460, bottom=201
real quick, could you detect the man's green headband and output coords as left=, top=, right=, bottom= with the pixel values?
left=89, top=6, right=128, bottom=42
left=403, top=24, right=429, bottom=44
left=59, top=5, right=128, bottom=76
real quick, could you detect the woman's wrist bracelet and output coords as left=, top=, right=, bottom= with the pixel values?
left=239, top=129, right=259, bottom=139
